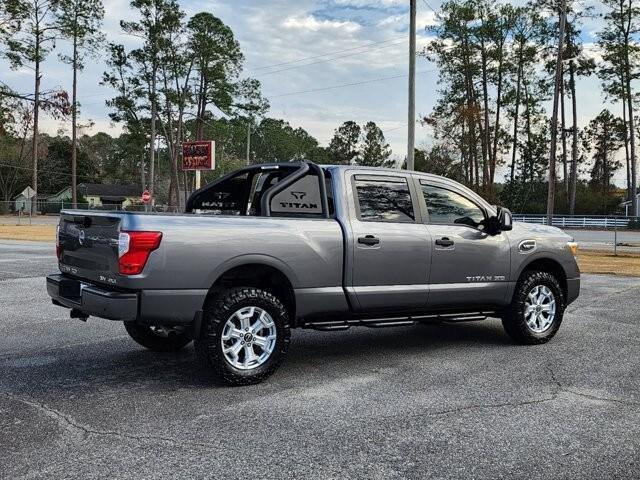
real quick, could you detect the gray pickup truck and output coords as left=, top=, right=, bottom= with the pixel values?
left=47, top=162, right=580, bottom=384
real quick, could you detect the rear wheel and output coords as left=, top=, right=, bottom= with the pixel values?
left=124, top=322, right=192, bottom=352
left=502, top=270, right=565, bottom=344
left=194, top=287, right=290, bottom=386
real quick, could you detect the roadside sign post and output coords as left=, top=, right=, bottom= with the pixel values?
left=614, top=216, right=618, bottom=257
left=142, top=190, right=151, bottom=206
left=182, top=141, right=216, bottom=192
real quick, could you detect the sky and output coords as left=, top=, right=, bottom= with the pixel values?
left=0, top=0, right=625, bottom=183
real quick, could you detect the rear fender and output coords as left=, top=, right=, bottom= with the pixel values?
left=205, top=254, right=300, bottom=290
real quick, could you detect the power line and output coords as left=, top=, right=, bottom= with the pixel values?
left=421, top=0, right=439, bottom=15
left=250, top=36, right=406, bottom=71
left=74, top=39, right=409, bottom=103
left=257, top=39, right=406, bottom=76
left=268, top=69, right=434, bottom=98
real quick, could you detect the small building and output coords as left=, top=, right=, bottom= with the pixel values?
left=48, top=183, right=141, bottom=208
left=620, top=194, right=640, bottom=217
left=12, top=187, right=46, bottom=213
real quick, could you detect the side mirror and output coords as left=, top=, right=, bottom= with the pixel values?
left=497, top=206, right=513, bottom=232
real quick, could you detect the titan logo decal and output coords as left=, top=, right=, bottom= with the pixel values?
left=291, top=191, right=306, bottom=200
left=466, top=275, right=506, bottom=282
left=279, top=201, right=319, bottom=209
left=280, top=191, right=317, bottom=209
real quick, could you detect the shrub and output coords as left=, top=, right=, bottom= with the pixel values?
left=627, top=219, right=640, bottom=230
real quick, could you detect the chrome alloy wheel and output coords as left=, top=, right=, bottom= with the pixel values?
left=221, top=307, right=277, bottom=370
left=524, top=285, right=556, bottom=333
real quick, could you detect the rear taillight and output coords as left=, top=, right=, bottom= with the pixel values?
left=56, top=225, right=62, bottom=260
left=118, top=231, right=162, bottom=275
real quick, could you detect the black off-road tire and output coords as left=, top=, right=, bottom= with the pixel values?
left=194, top=287, right=291, bottom=386
left=124, top=322, right=192, bottom=352
left=502, top=270, right=565, bottom=345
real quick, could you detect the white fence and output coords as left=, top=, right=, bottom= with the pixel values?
left=0, top=201, right=176, bottom=215
left=514, top=215, right=639, bottom=229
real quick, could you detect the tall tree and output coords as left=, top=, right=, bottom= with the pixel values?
left=120, top=0, right=179, bottom=206
left=328, top=121, right=361, bottom=164
left=6, top=0, right=60, bottom=211
left=501, top=7, right=547, bottom=184
left=546, top=0, right=567, bottom=223
left=358, top=121, right=393, bottom=167
left=56, top=0, right=104, bottom=207
left=251, top=118, right=319, bottom=163
left=409, top=145, right=465, bottom=181
left=102, top=43, right=147, bottom=190
left=582, top=110, right=625, bottom=213
left=561, top=5, right=595, bottom=214
left=598, top=0, right=640, bottom=214
left=583, top=110, right=624, bottom=186
left=187, top=13, right=242, bottom=141
left=0, top=100, right=32, bottom=204
left=39, top=135, right=98, bottom=194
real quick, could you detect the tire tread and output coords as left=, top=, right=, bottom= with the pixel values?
left=194, top=287, right=290, bottom=386
left=502, top=270, right=565, bottom=345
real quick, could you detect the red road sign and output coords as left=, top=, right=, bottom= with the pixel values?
left=142, top=190, right=151, bottom=203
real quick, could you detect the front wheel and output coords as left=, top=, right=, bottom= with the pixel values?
left=124, top=322, right=192, bottom=352
left=194, top=287, right=291, bottom=386
left=502, top=270, right=565, bottom=344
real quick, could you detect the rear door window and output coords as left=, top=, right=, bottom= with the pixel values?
left=353, top=176, right=415, bottom=223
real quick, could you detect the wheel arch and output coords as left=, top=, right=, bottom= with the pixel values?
left=205, top=256, right=297, bottom=325
left=517, top=256, right=568, bottom=300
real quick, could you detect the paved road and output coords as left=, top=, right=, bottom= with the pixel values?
left=0, top=240, right=56, bottom=280
left=564, top=229, right=640, bottom=248
left=1, top=240, right=639, bottom=479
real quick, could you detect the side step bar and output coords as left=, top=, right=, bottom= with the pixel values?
left=303, top=312, right=495, bottom=331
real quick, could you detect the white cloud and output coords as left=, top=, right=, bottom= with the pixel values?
left=283, top=15, right=362, bottom=33
left=0, top=0, right=619, bottom=170
left=378, top=10, right=438, bottom=30
left=330, top=0, right=406, bottom=6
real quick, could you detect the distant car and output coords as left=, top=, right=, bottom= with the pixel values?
left=47, top=162, right=580, bottom=385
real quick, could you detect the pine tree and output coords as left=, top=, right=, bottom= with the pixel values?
left=5, top=0, right=61, bottom=211
left=358, top=122, right=393, bottom=168
left=598, top=0, right=640, bottom=214
left=328, top=121, right=361, bottom=165
left=56, top=0, right=104, bottom=207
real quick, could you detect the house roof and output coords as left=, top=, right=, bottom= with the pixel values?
left=78, top=183, right=141, bottom=197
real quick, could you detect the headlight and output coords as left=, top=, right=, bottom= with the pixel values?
left=567, top=242, right=578, bottom=256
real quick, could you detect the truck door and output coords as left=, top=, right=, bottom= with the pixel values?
left=346, top=172, right=432, bottom=312
left=416, top=179, right=511, bottom=307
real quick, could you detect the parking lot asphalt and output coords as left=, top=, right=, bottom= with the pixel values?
left=1, top=239, right=639, bottom=479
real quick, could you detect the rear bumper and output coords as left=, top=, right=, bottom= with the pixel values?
left=47, top=274, right=139, bottom=321
left=566, top=277, right=580, bottom=306
left=46, top=274, right=206, bottom=325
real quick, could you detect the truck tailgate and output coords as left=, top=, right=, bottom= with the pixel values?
left=58, top=212, right=122, bottom=284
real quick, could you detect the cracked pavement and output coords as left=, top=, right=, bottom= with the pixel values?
left=1, top=240, right=639, bottom=479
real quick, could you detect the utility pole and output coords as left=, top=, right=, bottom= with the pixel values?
left=546, top=0, right=566, bottom=225
left=406, top=0, right=416, bottom=171
left=246, top=120, right=251, bottom=165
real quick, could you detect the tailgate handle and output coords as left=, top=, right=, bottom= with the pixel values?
left=72, top=216, right=92, bottom=227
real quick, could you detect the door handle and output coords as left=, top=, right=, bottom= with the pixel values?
left=358, top=235, right=380, bottom=246
left=435, top=237, right=454, bottom=247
